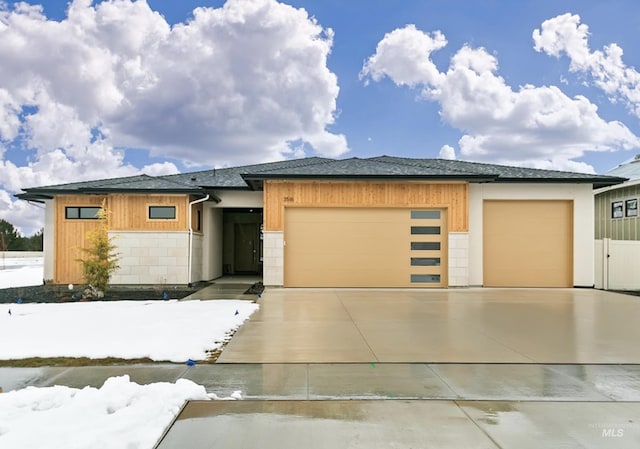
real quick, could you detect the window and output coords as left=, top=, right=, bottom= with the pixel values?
left=411, top=226, right=440, bottom=235
left=411, top=210, right=441, bottom=219
left=411, top=242, right=440, bottom=251
left=196, top=209, right=202, bottom=231
left=411, top=257, right=440, bottom=266
left=411, top=274, right=441, bottom=283
left=612, top=201, right=624, bottom=219
left=626, top=199, right=638, bottom=217
left=65, top=207, right=100, bottom=220
left=149, top=206, right=176, bottom=220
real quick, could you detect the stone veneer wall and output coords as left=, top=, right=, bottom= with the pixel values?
left=262, top=231, right=284, bottom=286
left=191, top=234, right=203, bottom=283
left=448, top=232, right=469, bottom=287
left=109, top=231, right=189, bottom=284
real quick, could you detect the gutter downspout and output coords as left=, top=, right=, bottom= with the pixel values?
left=188, top=195, right=209, bottom=286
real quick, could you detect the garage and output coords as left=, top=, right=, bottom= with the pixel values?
left=284, top=207, right=447, bottom=288
left=483, top=200, right=573, bottom=287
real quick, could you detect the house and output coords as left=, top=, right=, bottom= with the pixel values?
left=594, top=155, right=640, bottom=290
left=16, top=156, right=624, bottom=289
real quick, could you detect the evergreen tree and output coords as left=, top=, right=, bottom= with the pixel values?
left=0, top=219, right=21, bottom=250
left=78, top=201, right=120, bottom=292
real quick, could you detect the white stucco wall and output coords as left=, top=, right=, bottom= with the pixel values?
left=109, top=231, right=189, bottom=284
left=468, top=183, right=594, bottom=287
left=202, top=207, right=223, bottom=281
left=43, top=199, right=55, bottom=281
left=213, top=190, right=263, bottom=208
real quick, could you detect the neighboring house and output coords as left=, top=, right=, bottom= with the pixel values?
left=594, top=155, right=640, bottom=290
left=16, top=156, right=623, bottom=289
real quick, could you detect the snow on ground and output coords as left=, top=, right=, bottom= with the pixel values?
left=0, top=375, right=238, bottom=449
left=0, top=259, right=257, bottom=447
left=0, top=300, right=259, bottom=362
left=0, top=257, right=44, bottom=288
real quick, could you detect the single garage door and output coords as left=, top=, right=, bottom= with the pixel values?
left=483, top=200, right=573, bottom=287
left=284, top=207, right=447, bottom=288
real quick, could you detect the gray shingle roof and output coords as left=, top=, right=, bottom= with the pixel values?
left=16, top=155, right=626, bottom=202
left=163, top=157, right=331, bottom=188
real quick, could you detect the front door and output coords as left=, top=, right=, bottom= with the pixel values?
left=234, top=222, right=260, bottom=273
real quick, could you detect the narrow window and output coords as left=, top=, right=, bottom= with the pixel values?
left=612, top=201, right=624, bottom=219
left=149, top=206, right=176, bottom=220
left=65, top=207, right=100, bottom=220
left=196, top=209, right=202, bottom=231
left=411, top=210, right=440, bottom=219
left=626, top=199, right=638, bottom=217
left=411, top=242, right=440, bottom=251
left=411, top=258, right=440, bottom=266
left=411, top=226, right=440, bottom=235
left=411, top=274, right=441, bottom=283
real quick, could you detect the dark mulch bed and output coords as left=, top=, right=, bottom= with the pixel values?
left=613, top=290, right=640, bottom=297
left=0, top=284, right=203, bottom=304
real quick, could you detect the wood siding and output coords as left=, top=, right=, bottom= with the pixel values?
left=109, top=194, right=189, bottom=231
left=54, top=194, right=191, bottom=284
left=263, top=180, right=468, bottom=232
left=54, top=195, right=107, bottom=284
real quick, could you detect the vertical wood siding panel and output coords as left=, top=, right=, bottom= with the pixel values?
left=55, top=195, right=107, bottom=284
left=264, top=180, right=469, bottom=232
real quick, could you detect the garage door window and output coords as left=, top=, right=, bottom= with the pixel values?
left=411, top=258, right=440, bottom=266
left=411, top=242, right=440, bottom=251
left=411, top=210, right=441, bottom=219
left=411, top=274, right=441, bottom=283
left=411, top=226, right=440, bottom=235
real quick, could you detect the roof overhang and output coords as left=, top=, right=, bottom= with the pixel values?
left=494, top=176, right=628, bottom=189
left=240, top=173, right=496, bottom=190
left=15, top=189, right=221, bottom=203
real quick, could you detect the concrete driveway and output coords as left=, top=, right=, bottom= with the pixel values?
left=218, top=288, right=640, bottom=363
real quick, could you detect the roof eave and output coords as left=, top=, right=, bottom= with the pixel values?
left=494, top=176, right=628, bottom=188
left=241, top=173, right=496, bottom=189
left=13, top=192, right=52, bottom=203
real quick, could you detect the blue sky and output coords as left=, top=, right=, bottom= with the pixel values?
left=1, top=0, right=640, bottom=233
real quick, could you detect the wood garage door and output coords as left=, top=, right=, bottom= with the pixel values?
left=483, top=200, right=573, bottom=287
left=284, top=207, right=446, bottom=288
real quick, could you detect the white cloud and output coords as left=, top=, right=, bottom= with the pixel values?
left=438, top=144, right=456, bottom=160
left=361, top=24, right=640, bottom=173
left=533, top=13, right=640, bottom=118
left=0, top=0, right=346, bottom=234
left=360, top=25, right=447, bottom=92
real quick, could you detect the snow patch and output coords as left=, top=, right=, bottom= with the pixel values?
left=1, top=300, right=259, bottom=362
left=0, top=375, right=236, bottom=449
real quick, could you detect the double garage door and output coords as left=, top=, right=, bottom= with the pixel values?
left=284, top=207, right=446, bottom=288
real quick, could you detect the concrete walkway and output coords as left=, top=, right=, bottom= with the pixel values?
left=219, top=288, right=640, bottom=363
left=3, top=362, right=640, bottom=448
left=4, top=363, right=640, bottom=401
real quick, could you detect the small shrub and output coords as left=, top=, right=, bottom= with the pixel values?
left=78, top=200, right=119, bottom=293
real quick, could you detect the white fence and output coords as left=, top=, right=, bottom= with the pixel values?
left=595, top=239, right=640, bottom=290
left=0, top=251, right=44, bottom=258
